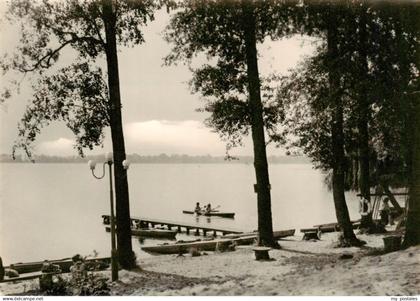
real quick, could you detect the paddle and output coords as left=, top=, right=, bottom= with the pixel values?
left=210, top=205, right=220, bottom=212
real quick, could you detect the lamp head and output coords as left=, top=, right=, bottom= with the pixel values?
left=88, top=160, right=96, bottom=170
left=122, top=159, right=130, bottom=170
left=105, top=152, right=113, bottom=163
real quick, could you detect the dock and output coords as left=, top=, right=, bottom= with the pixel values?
left=101, top=215, right=243, bottom=236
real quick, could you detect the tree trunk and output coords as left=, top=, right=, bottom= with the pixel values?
left=353, top=157, right=359, bottom=190
left=402, top=23, right=420, bottom=247
left=241, top=1, right=276, bottom=247
left=327, top=9, right=362, bottom=246
left=357, top=6, right=374, bottom=230
left=102, top=0, right=136, bottom=269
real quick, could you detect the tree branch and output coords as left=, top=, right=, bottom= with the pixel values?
left=90, top=5, right=107, bottom=47
left=18, top=40, right=73, bottom=72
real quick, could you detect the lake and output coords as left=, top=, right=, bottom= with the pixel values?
left=0, top=163, right=362, bottom=264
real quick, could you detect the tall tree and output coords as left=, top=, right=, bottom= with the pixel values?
left=2, top=0, right=167, bottom=268
left=397, top=2, right=420, bottom=248
left=278, top=1, right=419, bottom=241
left=165, top=0, right=288, bottom=247
left=354, top=4, right=373, bottom=230
left=326, top=4, right=363, bottom=246
left=241, top=0, right=275, bottom=246
left=403, top=90, right=420, bottom=247
left=273, top=1, right=364, bottom=245
left=101, top=0, right=133, bottom=268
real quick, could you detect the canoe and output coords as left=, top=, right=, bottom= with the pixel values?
left=141, top=236, right=256, bottom=255
left=4, top=257, right=110, bottom=275
left=105, top=226, right=177, bottom=239
left=1, top=272, right=46, bottom=283
left=142, top=239, right=233, bottom=255
left=182, top=210, right=235, bottom=218
left=223, top=229, right=295, bottom=240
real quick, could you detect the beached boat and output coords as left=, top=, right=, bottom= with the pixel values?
left=4, top=257, right=110, bottom=275
left=223, top=229, right=295, bottom=239
left=141, top=229, right=296, bottom=255
left=141, top=236, right=255, bottom=255
left=105, top=226, right=177, bottom=239
left=182, top=210, right=235, bottom=218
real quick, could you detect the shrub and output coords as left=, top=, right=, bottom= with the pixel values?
left=41, top=254, right=110, bottom=296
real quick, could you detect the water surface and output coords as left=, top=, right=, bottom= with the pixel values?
left=0, top=163, right=361, bottom=264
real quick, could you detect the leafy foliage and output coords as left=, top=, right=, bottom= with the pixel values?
left=277, top=2, right=419, bottom=189
left=40, top=274, right=69, bottom=296
left=2, top=0, right=173, bottom=157
left=165, top=0, right=286, bottom=153
left=12, top=63, right=109, bottom=159
left=2, top=0, right=166, bottom=74
left=39, top=256, right=110, bottom=296
left=67, top=272, right=110, bottom=296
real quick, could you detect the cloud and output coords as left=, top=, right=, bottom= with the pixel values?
left=34, top=120, right=287, bottom=157
left=124, top=120, right=228, bottom=155
left=33, top=120, right=289, bottom=157
left=37, top=138, right=75, bottom=156
left=35, top=120, right=235, bottom=156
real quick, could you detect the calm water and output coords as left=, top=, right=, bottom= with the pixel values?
left=0, top=163, right=361, bottom=264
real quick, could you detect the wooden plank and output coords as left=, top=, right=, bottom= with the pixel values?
left=301, top=222, right=360, bottom=234
left=313, top=220, right=360, bottom=228
left=105, top=226, right=177, bottom=239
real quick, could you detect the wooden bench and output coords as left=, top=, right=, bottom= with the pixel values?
left=301, top=228, right=322, bottom=240
left=252, top=247, right=271, bottom=260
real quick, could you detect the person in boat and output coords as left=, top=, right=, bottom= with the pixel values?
left=194, top=202, right=201, bottom=214
left=205, top=203, right=212, bottom=214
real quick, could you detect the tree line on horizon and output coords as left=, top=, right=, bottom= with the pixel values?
left=1, top=0, right=419, bottom=270
left=0, top=153, right=311, bottom=164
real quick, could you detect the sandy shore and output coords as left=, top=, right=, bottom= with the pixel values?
left=1, top=231, right=419, bottom=296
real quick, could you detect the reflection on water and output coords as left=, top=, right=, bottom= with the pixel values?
left=0, top=163, right=361, bottom=264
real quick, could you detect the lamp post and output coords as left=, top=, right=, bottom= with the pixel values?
left=88, top=152, right=131, bottom=282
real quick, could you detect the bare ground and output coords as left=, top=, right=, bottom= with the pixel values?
left=1, top=232, right=419, bottom=296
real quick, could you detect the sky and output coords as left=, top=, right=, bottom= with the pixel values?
left=0, top=3, right=316, bottom=157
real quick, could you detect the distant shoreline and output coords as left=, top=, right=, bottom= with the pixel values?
left=0, top=154, right=311, bottom=165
